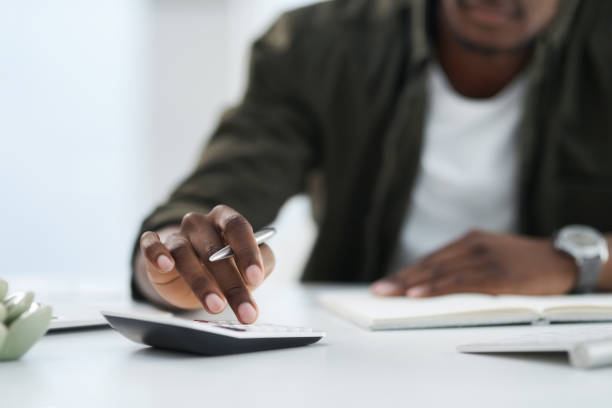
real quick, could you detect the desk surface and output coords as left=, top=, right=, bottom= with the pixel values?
left=1, top=284, right=611, bottom=408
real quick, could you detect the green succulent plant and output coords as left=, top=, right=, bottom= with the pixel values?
left=0, top=278, right=52, bottom=360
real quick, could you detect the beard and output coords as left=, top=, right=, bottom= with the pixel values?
left=448, top=27, right=535, bottom=56
left=449, top=0, right=534, bottom=56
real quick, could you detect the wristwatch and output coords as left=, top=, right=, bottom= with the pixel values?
left=554, top=225, right=609, bottom=293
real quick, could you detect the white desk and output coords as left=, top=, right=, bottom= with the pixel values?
left=1, top=284, right=611, bottom=408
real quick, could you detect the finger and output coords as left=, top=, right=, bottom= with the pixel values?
left=371, top=257, right=460, bottom=297
left=371, top=234, right=479, bottom=296
left=245, top=244, right=275, bottom=291
left=148, top=270, right=202, bottom=310
left=140, top=231, right=175, bottom=273
left=145, top=259, right=181, bottom=285
left=406, top=232, right=484, bottom=282
left=407, top=264, right=494, bottom=298
left=370, top=276, right=410, bottom=296
left=259, top=243, right=275, bottom=278
left=403, top=252, right=487, bottom=291
left=180, top=213, right=258, bottom=324
left=209, top=205, right=264, bottom=286
left=165, top=233, right=227, bottom=314
left=419, top=233, right=477, bottom=269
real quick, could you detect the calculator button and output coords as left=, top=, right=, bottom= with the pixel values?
left=194, top=320, right=317, bottom=334
left=214, top=324, right=247, bottom=332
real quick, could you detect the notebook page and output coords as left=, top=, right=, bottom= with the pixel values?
left=480, top=294, right=612, bottom=311
left=529, top=294, right=612, bottom=322
left=490, top=294, right=612, bottom=320
left=318, top=290, right=539, bottom=330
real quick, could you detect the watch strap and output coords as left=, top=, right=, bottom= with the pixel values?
left=574, top=256, right=602, bottom=293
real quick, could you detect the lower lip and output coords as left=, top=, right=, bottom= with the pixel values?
left=466, top=8, right=515, bottom=26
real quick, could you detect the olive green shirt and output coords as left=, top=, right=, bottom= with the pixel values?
left=132, top=0, right=612, bottom=299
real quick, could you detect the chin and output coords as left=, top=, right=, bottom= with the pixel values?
left=459, top=36, right=531, bottom=55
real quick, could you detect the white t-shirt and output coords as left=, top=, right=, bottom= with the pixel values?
left=389, top=63, right=528, bottom=272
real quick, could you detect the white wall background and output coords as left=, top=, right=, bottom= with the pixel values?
left=0, top=0, right=318, bottom=293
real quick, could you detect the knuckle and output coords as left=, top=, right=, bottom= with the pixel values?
left=140, top=230, right=156, bottom=244
left=463, top=231, right=491, bottom=256
left=469, top=242, right=489, bottom=256
left=233, top=245, right=255, bottom=259
left=210, top=204, right=229, bottom=216
left=181, top=212, right=204, bottom=230
left=465, top=229, right=483, bottom=241
left=387, top=274, right=405, bottom=286
left=188, top=275, right=213, bottom=295
left=140, top=232, right=163, bottom=259
left=223, top=285, right=247, bottom=303
left=166, top=235, right=192, bottom=258
left=204, top=244, right=224, bottom=259
left=224, top=214, right=250, bottom=233
left=428, top=265, right=444, bottom=279
left=143, top=243, right=162, bottom=260
left=140, top=232, right=160, bottom=254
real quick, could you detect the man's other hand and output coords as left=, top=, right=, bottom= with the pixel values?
left=138, top=205, right=275, bottom=324
left=371, top=230, right=577, bottom=297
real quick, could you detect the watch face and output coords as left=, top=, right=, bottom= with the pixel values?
left=557, top=225, right=609, bottom=261
left=566, top=229, right=600, bottom=247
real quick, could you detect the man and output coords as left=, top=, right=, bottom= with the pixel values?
left=134, top=0, right=612, bottom=324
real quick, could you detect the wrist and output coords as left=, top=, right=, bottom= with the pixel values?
left=553, top=226, right=609, bottom=293
left=597, top=236, right=612, bottom=291
left=551, top=243, right=580, bottom=293
left=531, top=238, right=577, bottom=294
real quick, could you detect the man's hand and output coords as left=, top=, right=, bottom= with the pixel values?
left=371, top=230, right=578, bottom=297
left=137, top=205, right=275, bottom=324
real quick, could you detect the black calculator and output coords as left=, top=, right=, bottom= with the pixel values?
left=102, top=311, right=325, bottom=356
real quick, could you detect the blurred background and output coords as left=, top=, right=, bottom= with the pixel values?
left=0, top=0, right=319, bottom=294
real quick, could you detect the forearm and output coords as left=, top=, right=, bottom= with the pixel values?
left=596, top=235, right=612, bottom=291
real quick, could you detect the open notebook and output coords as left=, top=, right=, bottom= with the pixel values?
left=317, top=289, right=612, bottom=330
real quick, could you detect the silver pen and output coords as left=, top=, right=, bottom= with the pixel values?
left=208, top=227, right=276, bottom=262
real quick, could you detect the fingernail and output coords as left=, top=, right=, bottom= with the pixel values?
left=371, top=281, right=400, bottom=296
left=246, top=265, right=263, bottom=286
left=407, top=286, right=428, bottom=298
left=205, top=293, right=225, bottom=313
left=156, top=255, right=174, bottom=272
left=237, top=302, right=257, bottom=324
